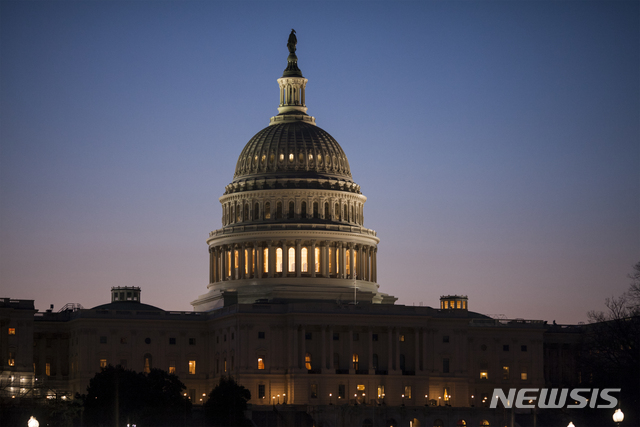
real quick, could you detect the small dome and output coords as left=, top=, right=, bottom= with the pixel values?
left=232, top=121, right=353, bottom=183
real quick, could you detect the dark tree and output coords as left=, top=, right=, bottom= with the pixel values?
left=582, top=261, right=640, bottom=426
left=83, top=365, right=190, bottom=427
left=203, top=376, right=252, bottom=427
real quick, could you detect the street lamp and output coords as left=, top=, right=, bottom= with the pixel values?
left=27, top=417, right=39, bottom=427
left=613, top=409, right=624, bottom=426
left=401, top=394, right=405, bottom=407
left=329, top=393, right=333, bottom=405
left=425, top=394, right=428, bottom=406
left=567, top=423, right=575, bottom=427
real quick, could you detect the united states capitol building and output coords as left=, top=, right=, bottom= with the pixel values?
left=1, top=33, right=580, bottom=427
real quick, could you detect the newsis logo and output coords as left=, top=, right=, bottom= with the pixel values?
left=489, top=388, right=621, bottom=409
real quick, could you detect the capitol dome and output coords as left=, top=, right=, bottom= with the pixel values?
left=191, top=31, right=396, bottom=311
left=232, top=121, right=353, bottom=184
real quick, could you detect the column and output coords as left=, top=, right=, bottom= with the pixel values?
left=310, top=240, right=316, bottom=278
left=221, top=246, right=227, bottom=281
left=255, top=241, right=263, bottom=278
left=246, top=244, right=253, bottom=278
left=414, top=328, right=420, bottom=373
left=368, top=328, right=374, bottom=372
left=239, top=244, right=245, bottom=279
left=329, top=327, right=334, bottom=370
left=349, top=244, right=355, bottom=279
left=387, top=327, right=393, bottom=372
left=282, top=241, right=288, bottom=277
left=373, top=248, right=377, bottom=283
left=268, top=241, right=275, bottom=278
left=295, top=239, right=302, bottom=278
left=322, top=241, right=329, bottom=278
left=321, top=326, right=327, bottom=371
left=339, top=242, right=346, bottom=279
left=300, top=325, right=306, bottom=370
left=209, top=248, right=214, bottom=283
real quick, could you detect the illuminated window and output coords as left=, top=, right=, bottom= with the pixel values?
left=46, top=362, right=51, bottom=376
left=100, top=359, right=107, bottom=369
left=276, top=248, right=283, bottom=272
left=399, top=334, right=405, bottom=342
left=188, top=360, right=196, bottom=375
left=257, top=357, right=265, bottom=370
left=289, top=153, right=294, bottom=163
left=227, top=251, right=231, bottom=276
left=8, top=352, right=15, bottom=367
left=279, top=153, right=284, bottom=162
left=521, top=367, right=528, bottom=380
left=310, top=383, right=318, bottom=398
left=169, top=360, right=175, bottom=374
left=480, top=370, right=488, bottom=380
left=8, top=328, right=15, bottom=335
left=352, top=353, right=359, bottom=370
left=224, top=358, right=227, bottom=372
left=357, top=384, right=365, bottom=391
left=377, top=385, right=385, bottom=399
left=480, top=420, right=490, bottom=426
left=305, top=353, right=312, bottom=370
left=288, top=247, right=295, bottom=272
left=144, top=354, right=152, bottom=373
left=444, top=301, right=449, bottom=309
left=301, top=247, right=308, bottom=272
left=443, top=388, right=449, bottom=402
left=456, top=420, right=466, bottom=426
left=245, top=249, right=249, bottom=274
left=265, top=202, right=271, bottom=219
left=234, top=250, right=239, bottom=269
left=315, top=247, right=320, bottom=272
left=462, top=301, right=467, bottom=309
left=404, top=385, right=412, bottom=399
left=346, top=250, right=350, bottom=275
left=456, top=300, right=461, bottom=309
left=329, top=248, right=333, bottom=272
left=263, top=248, right=269, bottom=273
left=502, top=366, right=509, bottom=380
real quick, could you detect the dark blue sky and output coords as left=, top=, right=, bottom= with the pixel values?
left=1, top=1, right=638, bottom=323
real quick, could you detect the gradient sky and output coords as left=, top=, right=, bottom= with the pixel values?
left=1, top=1, right=638, bottom=324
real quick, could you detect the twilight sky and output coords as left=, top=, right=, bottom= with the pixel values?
left=1, top=1, right=638, bottom=324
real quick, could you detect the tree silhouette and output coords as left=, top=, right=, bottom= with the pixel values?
left=203, top=376, right=252, bottom=427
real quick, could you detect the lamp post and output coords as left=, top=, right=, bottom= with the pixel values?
left=613, top=409, right=624, bottom=427
left=425, top=394, right=428, bottom=406
left=329, top=393, right=333, bottom=405
left=401, top=394, right=405, bottom=407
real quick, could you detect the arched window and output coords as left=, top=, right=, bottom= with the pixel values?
left=372, top=353, right=378, bottom=370
left=231, top=206, right=235, bottom=223
left=351, top=205, right=354, bottom=223
left=288, top=201, right=295, bottom=219
left=433, top=420, right=444, bottom=427
left=257, top=357, right=265, bottom=370
left=335, top=203, right=340, bottom=220
left=343, top=205, right=347, bottom=221
left=399, top=354, right=405, bottom=371
left=264, top=202, right=271, bottom=219
left=244, top=204, right=249, bottom=221
left=288, top=247, right=295, bottom=272
left=254, top=202, right=259, bottom=220
left=352, top=353, right=359, bottom=370
left=276, top=202, right=282, bottom=219
left=276, top=248, right=283, bottom=273
left=324, top=203, right=330, bottom=219
left=315, top=247, right=320, bottom=273
left=457, top=421, right=467, bottom=426
left=480, top=420, right=490, bottom=426
left=236, top=203, right=241, bottom=222
left=305, top=352, right=312, bottom=370
left=301, top=247, right=308, bottom=272
left=313, top=202, right=318, bottom=218
left=301, top=201, right=307, bottom=219
left=263, top=248, right=269, bottom=273
left=143, top=354, right=152, bottom=374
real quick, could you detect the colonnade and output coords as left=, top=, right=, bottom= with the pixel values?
left=209, top=241, right=377, bottom=284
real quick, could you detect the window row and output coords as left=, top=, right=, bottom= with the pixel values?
left=222, top=199, right=364, bottom=226
left=210, top=242, right=377, bottom=283
left=96, top=356, right=197, bottom=375
left=478, top=366, right=528, bottom=380
left=236, top=151, right=348, bottom=175
left=98, top=336, right=197, bottom=345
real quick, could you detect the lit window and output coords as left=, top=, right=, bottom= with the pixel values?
left=346, top=250, right=350, bottom=275
left=46, top=362, right=51, bottom=376
left=245, top=249, right=249, bottom=274
left=443, top=388, right=449, bottom=402
left=100, top=359, right=107, bottom=369
left=352, top=353, right=359, bottom=370
left=234, top=250, right=239, bottom=269
left=8, top=328, right=15, bottom=335
left=521, top=367, right=528, bottom=380
left=463, top=301, right=467, bottom=309
left=480, top=370, right=488, bottom=380
left=305, top=353, right=313, bottom=370
left=357, top=384, right=365, bottom=391
left=279, top=153, right=284, bottom=161
left=301, top=247, right=308, bottom=272
left=8, top=352, right=15, bottom=367
left=288, top=247, right=295, bottom=272
left=315, top=247, right=320, bottom=272
left=263, top=248, right=269, bottom=273
left=444, top=300, right=449, bottom=309
left=224, top=358, right=227, bottom=372
left=276, top=248, right=283, bottom=272
left=169, top=360, right=176, bottom=374
left=502, top=366, right=509, bottom=380
left=289, top=153, right=294, bottom=163
left=399, top=334, right=405, bottom=342
left=257, top=357, right=265, bottom=370
left=456, top=300, right=461, bottom=309
left=188, top=360, right=196, bottom=375
left=144, top=355, right=152, bottom=373
left=404, top=385, right=412, bottom=399
left=377, top=385, right=385, bottom=399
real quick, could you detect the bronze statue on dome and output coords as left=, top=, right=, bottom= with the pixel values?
left=287, top=29, right=297, bottom=53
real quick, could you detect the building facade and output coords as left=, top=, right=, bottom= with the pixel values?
left=2, top=34, right=569, bottom=427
